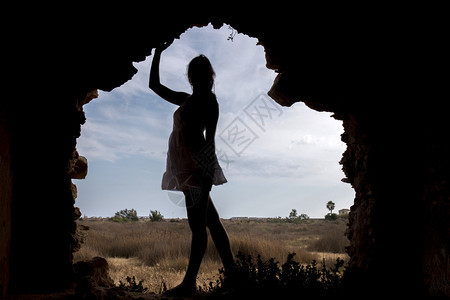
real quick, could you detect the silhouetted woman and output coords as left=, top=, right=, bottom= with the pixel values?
left=149, top=39, right=234, bottom=296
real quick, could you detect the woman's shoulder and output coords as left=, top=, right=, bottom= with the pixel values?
left=209, top=93, right=219, bottom=111
left=208, top=92, right=218, bottom=104
left=197, top=92, right=218, bottom=107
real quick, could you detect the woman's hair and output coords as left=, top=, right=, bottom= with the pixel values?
left=187, top=55, right=215, bottom=90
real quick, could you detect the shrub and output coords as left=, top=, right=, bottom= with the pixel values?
left=149, top=210, right=164, bottom=222
left=118, top=276, right=148, bottom=293
left=325, top=213, right=338, bottom=221
left=269, top=212, right=309, bottom=224
left=110, top=209, right=139, bottom=223
left=212, top=252, right=345, bottom=297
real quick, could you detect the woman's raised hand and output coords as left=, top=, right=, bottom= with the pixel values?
left=155, top=38, right=174, bottom=54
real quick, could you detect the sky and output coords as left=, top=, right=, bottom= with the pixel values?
left=74, top=24, right=354, bottom=219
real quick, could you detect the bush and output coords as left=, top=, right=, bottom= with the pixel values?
left=149, top=210, right=164, bottom=222
left=324, top=213, right=338, bottom=221
left=269, top=211, right=309, bottom=224
left=118, top=276, right=147, bottom=293
left=110, top=209, right=139, bottom=223
left=209, top=252, right=345, bottom=297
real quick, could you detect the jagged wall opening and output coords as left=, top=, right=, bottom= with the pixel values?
left=75, top=24, right=353, bottom=222
left=1, top=14, right=448, bottom=297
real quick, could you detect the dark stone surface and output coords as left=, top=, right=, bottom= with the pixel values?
left=1, top=10, right=447, bottom=297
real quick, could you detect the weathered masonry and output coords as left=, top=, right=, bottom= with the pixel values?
left=1, top=12, right=447, bottom=297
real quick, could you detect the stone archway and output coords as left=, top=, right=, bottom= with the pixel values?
left=1, top=13, right=448, bottom=297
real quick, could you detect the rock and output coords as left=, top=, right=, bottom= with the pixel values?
left=74, top=257, right=114, bottom=288
left=73, top=207, right=81, bottom=221
left=70, top=182, right=77, bottom=200
left=71, top=156, right=88, bottom=179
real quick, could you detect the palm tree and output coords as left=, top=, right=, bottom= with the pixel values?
left=326, top=201, right=335, bottom=214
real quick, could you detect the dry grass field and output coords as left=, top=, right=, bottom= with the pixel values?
left=74, top=218, right=349, bottom=293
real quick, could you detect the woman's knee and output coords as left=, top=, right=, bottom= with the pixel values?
left=206, top=211, right=224, bottom=233
left=206, top=200, right=220, bottom=226
left=187, top=216, right=207, bottom=233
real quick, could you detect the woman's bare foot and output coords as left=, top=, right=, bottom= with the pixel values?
left=163, top=281, right=197, bottom=297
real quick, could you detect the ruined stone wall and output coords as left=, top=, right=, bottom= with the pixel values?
left=339, top=113, right=375, bottom=272
left=6, top=97, right=79, bottom=292
left=0, top=106, right=12, bottom=297
left=1, top=12, right=447, bottom=297
left=336, top=106, right=448, bottom=296
left=419, top=118, right=449, bottom=295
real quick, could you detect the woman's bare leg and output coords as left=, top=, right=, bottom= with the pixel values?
left=165, top=190, right=234, bottom=295
left=206, top=196, right=234, bottom=271
left=182, top=188, right=209, bottom=288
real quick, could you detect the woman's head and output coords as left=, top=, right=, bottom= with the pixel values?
left=187, top=55, right=215, bottom=91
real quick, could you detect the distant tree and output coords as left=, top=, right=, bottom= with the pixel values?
left=111, top=208, right=139, bottom=223
left=286, top=209, right=309, bottom=224
left=289, top=209, right=298, bottom=219
left=326, top=201, right=335, bottom=214
left=299, top=214, right=309, bottom=221
left=149, top=210, right=164, bottom=222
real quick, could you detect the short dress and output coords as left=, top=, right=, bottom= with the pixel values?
left=161, top=93, right=227, bottom=191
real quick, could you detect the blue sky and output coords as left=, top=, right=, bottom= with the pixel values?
left=74, top=24, right=354, bottom=219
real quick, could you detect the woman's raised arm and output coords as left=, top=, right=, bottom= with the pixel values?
left=149, top=40, right=189, bottom=105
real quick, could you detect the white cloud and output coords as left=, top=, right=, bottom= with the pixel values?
left=213, top=99, right=346, bottom=182
left=77, top=87, right=172, bottom=162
